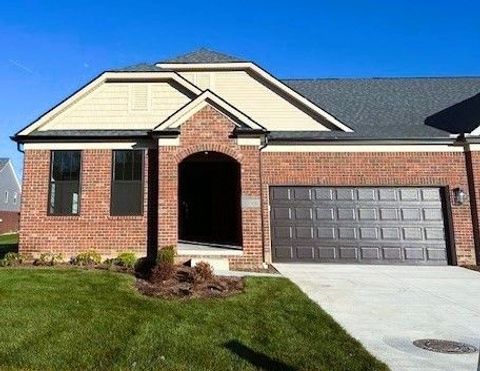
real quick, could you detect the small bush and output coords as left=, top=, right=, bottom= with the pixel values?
left=104, top=252, right=137, bottom=269
left=71, top=250, right=102, bottom=266
left=150, top=263, right=175, bottom=282
left=34, top=252, right=63, bottom=266
left=157, top=246, right=176, bottom=265
left=0, top=252, right=26, bottom=267
left=194, top=261, right=214, bottom=282
left=116, top=252, right=137, bottom=268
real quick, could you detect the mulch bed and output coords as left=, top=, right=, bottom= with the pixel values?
left=234, top=264, right=279, bottom=274
left=136, top=264, right=245, bottom=299
left=463, top=265, right=480, bottom=272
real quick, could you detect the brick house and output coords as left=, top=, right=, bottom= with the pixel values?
left=0, top=158, right=21, bottom=234
left=12, top=49, right=480, bottom=268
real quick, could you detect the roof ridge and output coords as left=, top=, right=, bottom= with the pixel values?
left=160, top=48, right=246, bottom=64
left=282, top=76, right=480, bottom=81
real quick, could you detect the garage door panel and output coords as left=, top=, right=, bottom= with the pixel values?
left=270, top=186, right=449, bottom=265
left=360, top=247, right=381, bottom=260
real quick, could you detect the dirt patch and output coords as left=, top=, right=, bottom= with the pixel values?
left=136, top=264, right=244, bottom=299
left=463, top=265, right=480, bottom=273
left=234, top=264, right=279, bottom=274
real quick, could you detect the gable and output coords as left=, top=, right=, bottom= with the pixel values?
left=16, top=72, right=202, bottom=136
left=39, top=81, right=191, bottom=131
left=154, top=90, right=264, bottom=131
left=178, top=70, right=335, bottom=131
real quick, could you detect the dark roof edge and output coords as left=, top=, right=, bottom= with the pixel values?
left=266, top=136, right=462, bottom=145
left=11, top=133, right=151, bottom=143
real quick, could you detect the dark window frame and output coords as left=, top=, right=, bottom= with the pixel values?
left=47, top=150, right=82, bottom=216
left=110, top=150, right=145, bottom=216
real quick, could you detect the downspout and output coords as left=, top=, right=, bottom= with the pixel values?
left=16, top=142, right=25, bottom=154
left=462, top=134, right=480, bottom=265
left=258, top=135, right=268, bottom=268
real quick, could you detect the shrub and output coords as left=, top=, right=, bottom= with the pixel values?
left=150, top=263, right=175, bottom=282
left=0, top=252, right=26, bottom=267
left=71, top=250, right=102, bottom=266
left=104, top=252, right=137, bottom=269
left=157, top=246, right=176, bottom=265
left=34, top=252, right=63, bottom=266
left=194, top=261, right=214, bottom=282
left=116, top=252, right=137, bottom=268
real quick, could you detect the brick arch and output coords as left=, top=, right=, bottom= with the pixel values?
left=175, top=144, right=243, bottom=164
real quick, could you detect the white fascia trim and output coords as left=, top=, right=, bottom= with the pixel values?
left=17, top=72, right=202, bottom=136
left=467, top=144, right=480, bottom=151
left=156, top=62, right=354, bottom=133
left=23, top=141, right=153, bottom=150
left=262, top=144, right=465, bottom=153
left=154, top=90, right=264, bottom=131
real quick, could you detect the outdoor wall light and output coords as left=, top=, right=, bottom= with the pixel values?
left=453, top=188, right=467, bottom=205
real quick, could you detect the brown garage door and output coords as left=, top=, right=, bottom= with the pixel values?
left=270, top=187, right=450, bottom=265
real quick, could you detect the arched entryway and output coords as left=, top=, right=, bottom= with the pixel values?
left=178, top=151, right=242, bottom=248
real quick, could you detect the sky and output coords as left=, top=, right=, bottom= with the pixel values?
left=1, top=0, right=479, bottom=178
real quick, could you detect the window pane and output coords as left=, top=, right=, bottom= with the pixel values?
left=111, top=181, right=143, bottom=215
left=123, top=151, right=133, bottom=181
left=111, top=150, right=144, bottom=215
left=49, top=151, right=81, bottom=215
left=133, top=151, right=143, bottom=181
left=114, top=151, right=125, bottom=181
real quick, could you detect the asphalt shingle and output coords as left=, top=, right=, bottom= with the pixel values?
left=160, top=48, right=246, bottom=63
left=283, top=77, right=480, bottom=138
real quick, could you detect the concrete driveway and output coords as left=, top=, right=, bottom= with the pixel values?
left=274, top=264, right=480, bottom=371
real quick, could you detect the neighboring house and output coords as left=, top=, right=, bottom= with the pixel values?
left=0, top=158, right=21, bottom=234
left=11, top=48, right=480, bottom=268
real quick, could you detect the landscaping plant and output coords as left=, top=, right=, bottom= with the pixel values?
left=71, top=250, right=102, bottom=266
left=0, top=252, right=26, bottom=267
left=34, top=252, right=63, bottom=266
left=157, top=245, right=176, bottom=265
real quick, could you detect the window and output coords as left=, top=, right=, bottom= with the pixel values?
left=48, top=151, right=81, bottom=215
left=4, top=191, right=8, bottom=204
left=13, top=192, right=17, bottom=205
left=111, top=150, right=144, bottom=216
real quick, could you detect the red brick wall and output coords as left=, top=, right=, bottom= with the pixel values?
left=466, top=150, right=480, bottom=264
left=158, top=105, right=264, bottom=268
left=18, top=130, right=479, bottom=267
left=0, top=211, right=20, bottom=234
left=19, top=149, right=149, bottom=259
left=261, top=151, right=477, bottom=265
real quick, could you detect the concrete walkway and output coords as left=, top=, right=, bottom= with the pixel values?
left=275, top=264, right=480, bottom=371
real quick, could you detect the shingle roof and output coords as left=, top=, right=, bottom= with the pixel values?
left=110, top=63, right=164, bottom=72
left=282, top=77, right=480, bottom=138
left=160, top=48, right=246, bottom=64
left=0, top=158, right=9, bottom=172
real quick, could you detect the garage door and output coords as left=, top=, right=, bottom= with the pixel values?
left=270, top=187, right=449, bottom=265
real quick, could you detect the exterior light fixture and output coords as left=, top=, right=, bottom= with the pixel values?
left=453, top=188, right=466, bottom=205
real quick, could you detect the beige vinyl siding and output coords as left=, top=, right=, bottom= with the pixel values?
left=180, top=70, right=330, bottom=131
left=40, top=81, right=191, bottom=131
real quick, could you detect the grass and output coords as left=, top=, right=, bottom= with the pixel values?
left=0, top=268, right=387, bottom=371
left=0, top=233, right=18, bottom=246
left=0, top=233, right=18, bottom=259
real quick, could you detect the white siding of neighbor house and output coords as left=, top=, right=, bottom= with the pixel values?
left=39, top=81, right=191, bottom=131
left=179, top=70, right=331, bottom=131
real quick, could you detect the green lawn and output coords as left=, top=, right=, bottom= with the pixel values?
left=0, top=233, right=18, bottom=246
left=0, top=233, right=18, bottom=259
left=0, top=269, right=387, bottom=371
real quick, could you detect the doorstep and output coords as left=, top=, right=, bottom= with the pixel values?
left=177, top=242, right=243, bottom=256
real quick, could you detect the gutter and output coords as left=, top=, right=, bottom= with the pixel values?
left=266, top=136, right=463, bottom=146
